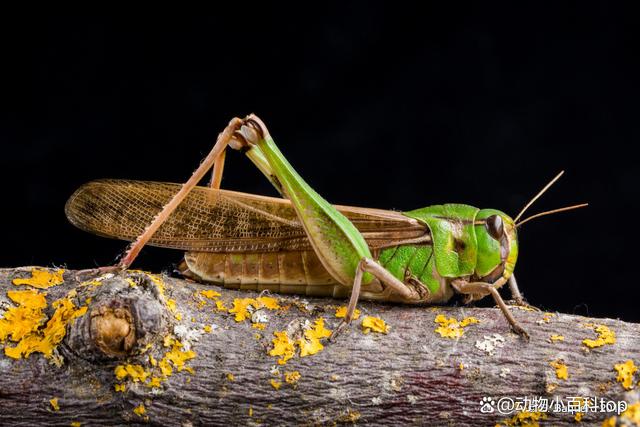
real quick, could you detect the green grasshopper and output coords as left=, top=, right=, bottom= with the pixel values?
left=66, top=115, right=587, bottom=339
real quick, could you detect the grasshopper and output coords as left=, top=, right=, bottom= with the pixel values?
left=65, top=115, right=586, bottom=339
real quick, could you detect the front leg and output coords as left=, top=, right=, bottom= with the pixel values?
left=452, top=279, right=530, bottom=340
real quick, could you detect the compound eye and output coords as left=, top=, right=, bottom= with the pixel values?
left=485, top=215, right=504, bottom=240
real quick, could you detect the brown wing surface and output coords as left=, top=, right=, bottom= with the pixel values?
left=65, top=179, right=428, bottom=253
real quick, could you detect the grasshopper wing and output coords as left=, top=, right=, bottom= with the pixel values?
left=65, top=179, right=427, bottom=253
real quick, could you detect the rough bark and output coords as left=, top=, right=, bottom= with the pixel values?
left=0, top=267, right=638, bottom=426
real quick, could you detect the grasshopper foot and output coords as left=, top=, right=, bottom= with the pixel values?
left=507, top=298, right=542, bottom=312
left=511, top=324, right=531, bottom=341
left=74, top=265, right=125, bottom=282
left=329, top=320, right=351, bottom=342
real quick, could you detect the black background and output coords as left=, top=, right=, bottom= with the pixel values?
left=1, top=7, right=637, bottom=322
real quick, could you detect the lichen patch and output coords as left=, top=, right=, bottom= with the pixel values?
left=549, top=359, right=569, bottom=380
left=12, top=268, right=65, bottom=289
left=361, top=316, right=389, bottom=334
left=475, top=333, right=506, bottom=355
left=434, top=314, right=479, bottom=339
left=495, top=410, right=547, bottom=426
left=549, top=334, right=565, bottom=343
left=582, top=323, right=616, bottom=349
left=614, top=360, right=637, bottom=390
left=335, top=306, right=360, bottom=320
left=269, top=317, right=332, bottom=364
left=0, top=289, right=87, bottom=360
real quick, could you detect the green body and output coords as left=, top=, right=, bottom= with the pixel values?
left=242, top=131, right=520, bottom=303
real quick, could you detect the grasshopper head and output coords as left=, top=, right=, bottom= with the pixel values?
left=473, top=209, right=518, bottom=285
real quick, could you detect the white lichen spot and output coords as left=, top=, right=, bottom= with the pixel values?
left=270, top=365, right=280, bottom=376
left=252, top=311, right=269, bottom=324
left=329, top=388, right=348, bottom=402
left=173, top=325, right=203, bottom=351
left=475, top=333, right=506, bottom=355
left=407, top=394, right=418, bottom=405
left=371, top=397, right=382, bottom=405
left=499, top=367, right=511, bottom=378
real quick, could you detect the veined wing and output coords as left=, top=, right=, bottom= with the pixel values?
left=65, top=179, right=428, bottom=253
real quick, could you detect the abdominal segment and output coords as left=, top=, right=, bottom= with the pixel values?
left=180, top=250, right=372, bottom=298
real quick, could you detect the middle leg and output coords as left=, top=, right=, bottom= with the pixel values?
left=330, top=257, right=420, bottom=340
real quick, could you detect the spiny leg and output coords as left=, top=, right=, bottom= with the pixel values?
left=452, top=280, right=530, bottom=340
left=209, top=148, right=226, bottom=189
left=117, top=117, right=244, bottom=269
left=507, top=275, right=540, bottom=311
left=330, top=257, right=419, bottom=340
left=75, top=117, right=244, bottom=281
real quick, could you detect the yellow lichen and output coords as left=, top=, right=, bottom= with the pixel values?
left=299, top=318, right=332, bottom=357
left=146, top=377, right=162, bottom=388
left=114, top=339, right=195, bottom=391
left=114, top=364, right=149, bottom=382
left=549, top=334, right=565, bottom=343
left=361, top=316, right=389, bottom=334
left=605, top=402, right=640, bottom=427
left=161, top=338, right=196, bottom=374
left=496, top=411, right=547, bottom=426
left=114, top=384, right=126, bottom=392
left=574, top=412, right=583, bottom=422
left=335, top=306, right=360, bottom=320
left=252, top=323, right=266, bottom=330
left=1, top=291, right=87, bottom=360
left=215, top=300, right=228, bottom=311
left=249, top=406, right=253, bottom=417
left=159, top=359, right=172, bottom=377
left=269, top=318, right=332, bottom=363
left=0, top=290, right=47, bottom=342
left=133, top=404, right=145, bottom=416
left=228, top=296, right=281, bottom=322
left=166, top=299, right=177, bottom=312
left=269, top=331, right=295, bottom=365
left=536, top=312, right=556, bottom=325
left=12, top=268, right=65, bottom=289
left=257, top=296, right=281, bottom=310
left=622, top=402, right=640, bottom=424
left=614, top=360, right=637, bottom=390
left=227, top=373, right=235, bottom=381
left=550, top=360, right=569, bottom=380
left=270, top=379, right=282, bottom=390
left=203, top=325, right=212, bottom=333
left=50, top=397, right=59, bottom=411
left=434, top=314, right=479, bottom=339
left=582, top=323, right=616, bottom=349
left=284, top=371, right=301, bottom=385
left=200, top=290, right=221, bottom=300
left=228, top=298, right=255, bottom=322
left=70, top=422, right=81, bottom=427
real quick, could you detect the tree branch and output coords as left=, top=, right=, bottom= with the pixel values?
left=0, top=267, right=638, bottom=426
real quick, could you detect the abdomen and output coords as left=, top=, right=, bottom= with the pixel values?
left=180, top=251, right=385, bottom=299
left=180, top=245, right=453, bottom=304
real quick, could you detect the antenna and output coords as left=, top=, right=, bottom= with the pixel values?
left=514, top=171, right=564, bottom=223
left=516, top=203, right=588, bottom=227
